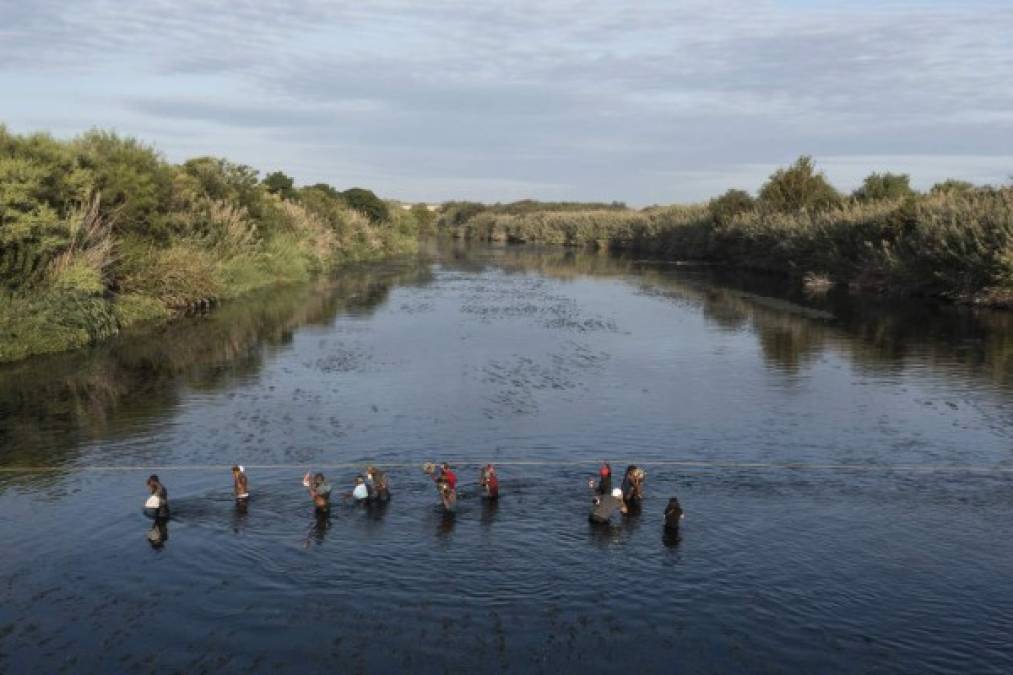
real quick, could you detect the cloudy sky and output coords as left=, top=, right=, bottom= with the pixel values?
left=2, top=0, right=1011, bottom=204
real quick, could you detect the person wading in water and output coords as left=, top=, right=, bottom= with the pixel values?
left=232, top=465, right=249, bottom=503
left=366, top=465, right=391, bottom=501
left=621, top=465, right=646, bottom=512
left=303, top=472, right=332, bottom=513
left=424, top=462, right=458, bottom=513
left=144, top=475, right=170, bottom=520
left=479, top=464, right=499, bottom=500
left=588, top=462, right=612, bottom=495
left=589, top=487, right=624, bottom=525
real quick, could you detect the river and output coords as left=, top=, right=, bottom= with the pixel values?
left=1, top=240, right=1011, bottom=673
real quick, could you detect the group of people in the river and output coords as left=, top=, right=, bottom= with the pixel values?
left=143, top=460, right=683, bottom=533
left=302, top=464, right=393, bottom=512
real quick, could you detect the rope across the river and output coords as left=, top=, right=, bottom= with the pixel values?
left=1, top=460, right=1011, bottom=474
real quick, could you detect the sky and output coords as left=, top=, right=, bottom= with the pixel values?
left=1, top=0, right=1011, bottom=205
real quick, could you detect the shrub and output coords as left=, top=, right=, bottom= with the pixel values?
left=410, top=204, right=437, bottom=234
left=263, top=171, right=297, bottom=201
left=341, top=187, right=389, bottom=224
left=930, top=179, right=975, bottom=195
left=73, top=130, right=173, bottom=239
left=758, top=156, right=841, bottom=213
left=853, top=172, right=915, bottom=202
left=708, top=189, right=755, bottom=225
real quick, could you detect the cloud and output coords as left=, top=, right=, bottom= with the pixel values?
left=1, top=0, right=1011, bottom=203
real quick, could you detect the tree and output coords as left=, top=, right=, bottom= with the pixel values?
left=929, top=179, right=975, bottom=195
left=853, top=172, right=915, bottom=202
left=410, top=203, right=437, bottom=233
left=758, top=156, right=841, bottom=213
left=708, top=189, right=755, bottom=225
left=262, top=171, right=296, bottom=201
left=341, top=187, right=389, bottom=223
left=306, top=182, right=341, bottom=200
left=73, top=130, right=174, bottom=237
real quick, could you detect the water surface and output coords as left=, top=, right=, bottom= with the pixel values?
left=1, top=242, right=1011, bottom=673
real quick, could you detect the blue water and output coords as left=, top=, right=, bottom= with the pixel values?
left=1, top=242, right=1011, bottom=673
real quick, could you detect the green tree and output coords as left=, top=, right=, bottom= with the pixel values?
left=341, top=187, right=389, bottom=223
left=708, top=189, right=755, bottom=225
left=758, top=156, right=841, bottom=213
left=263, top=171, right=297, bottom=200
left=853, top=172, right=915, bottom=202
left=180, top=157, right=261, bottom=211
left=73, top=130, right=173, bottom=238
left=410, top=203, right=437, bottom=233
left=929, top=179, right=975, bottom=195
left=306, top=182, right=342, bottom=200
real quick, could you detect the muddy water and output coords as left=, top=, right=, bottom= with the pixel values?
left=1, top=241, right=1011, bottom=673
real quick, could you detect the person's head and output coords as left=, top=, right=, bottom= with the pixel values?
left=366, top=465, right=375, bottom=478
left=313, top=473, right=326, bottom=488
left=231, top=465, right=241, bottom=477
left=147, top=474, right=160, bottom=490
left=625, top=465, right=636, bottom=478
left=442, top=463, right=451, bottom=472
left=355, top=476, right=365, bottom=485
left=599, top=463, right=611, bottom=478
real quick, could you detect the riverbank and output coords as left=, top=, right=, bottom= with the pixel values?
left=439, top=165, right=1013, bottom=308
left=0, top=127, right=421, bottom=363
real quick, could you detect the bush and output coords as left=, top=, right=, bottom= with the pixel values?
left=708, top=189, right=755, bottom=225
left=410, top=204, right=437, bottom=234
left=341, top=187, right=389, bottom=224
left=263, top=171, right=297, bottom=201
left=758, top=156, right=841, bottom=213
left=853, top=172, right=915, bottom=202
left=930, top=179, right=975, bottom=195
left=73, top=130, right=174, bottom=239
left=0, top=125, right=418, bottom=362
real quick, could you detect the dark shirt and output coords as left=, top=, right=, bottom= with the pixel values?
left=665, top=500, right=683, bottom=529
left=153, top=484, right=169, bottom=518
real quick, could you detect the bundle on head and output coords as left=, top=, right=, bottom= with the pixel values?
left=423, top=462, right=436, bottom=475
left=633, top=467, right=646, bottom=481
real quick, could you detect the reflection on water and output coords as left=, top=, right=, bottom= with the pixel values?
left=146, top=517, right=169, bottom=549
left=1, top=241, right=1011, bottom=673
left=0, top=260, right=432, bottom=472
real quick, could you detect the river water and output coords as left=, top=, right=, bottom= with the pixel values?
left=1, top=241, right=1011, bottom=674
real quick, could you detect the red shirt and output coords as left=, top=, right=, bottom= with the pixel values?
left=442, top=468, right=457, bottom=490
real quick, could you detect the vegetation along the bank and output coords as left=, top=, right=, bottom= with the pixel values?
left=0, top=126, right=422, bottom=363
left=438, top=157, right=1013, bottom=308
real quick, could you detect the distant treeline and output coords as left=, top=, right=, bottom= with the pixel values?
left=438, top=157, right=1012, bottom=307
left=0, top=126, right=422, bottom=363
